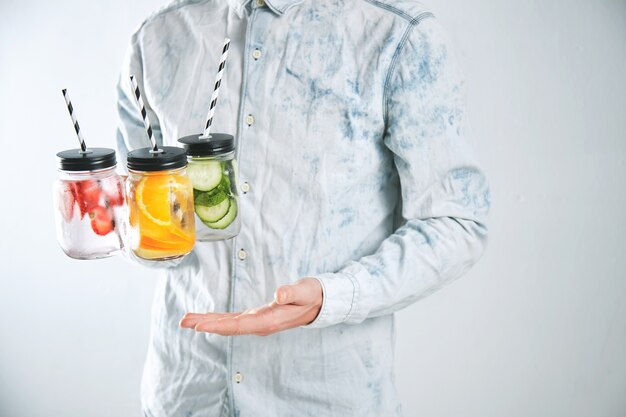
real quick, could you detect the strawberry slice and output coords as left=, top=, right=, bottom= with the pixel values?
left=67, top=182, right=83, bottom=218
left=60, top=182, right=76, bottom=222
left=75, top=180, right=102, bottom=218
left=89, top=206, right=115, bottom=236
left=103, top=178, right=125, bottom=207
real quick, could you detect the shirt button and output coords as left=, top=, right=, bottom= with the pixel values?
left=256, top=0, right=265, bottom=7
left=234, top=372, right=244, bottom=383
left=252, top=49, right=262, bottom=60
left=245, top=114, right=255, bottom=126
left=240, top=182, right=250, bottom=194
left=237, top=249, right=247, bottom=261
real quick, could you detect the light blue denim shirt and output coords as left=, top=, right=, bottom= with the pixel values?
left=115, top=0, right=490, bottom=415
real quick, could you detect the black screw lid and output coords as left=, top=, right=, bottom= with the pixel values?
left=178, top=133, right=235, bottom=157
left=56, top=147, right=117, bottom=171
left=127, top=146, right=187, bottom=172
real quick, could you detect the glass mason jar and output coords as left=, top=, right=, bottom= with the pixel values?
left=54, top=148, right=126, bottom=259
left=126, top=146, right=195, bottom=260
left=178, top=133, right=241, bottom=241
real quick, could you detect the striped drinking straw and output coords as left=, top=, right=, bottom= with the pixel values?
left=129, top=75, right=161, bottom=153
left=201, top=37, right=231, bottom=139
left=61, top=89, right=88, bottom=153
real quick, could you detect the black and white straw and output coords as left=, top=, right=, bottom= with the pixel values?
left=129, top=75, right=160, bottom=153
left=202, top=38, right=231, bottom=139
left=61, top=89, right=87, bottom=153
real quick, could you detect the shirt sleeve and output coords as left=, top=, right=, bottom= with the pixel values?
left=115, top=33, right=183, bottom=270
left=305, top=17, right=490, bottom=328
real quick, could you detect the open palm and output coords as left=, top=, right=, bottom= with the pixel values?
left=179, top=278, right=323, bottom=336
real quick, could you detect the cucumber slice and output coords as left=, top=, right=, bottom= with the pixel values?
left=188, top=160, right=223, bottom=191
left=205, top=198, right=237, bottom=229
left=196, top=197, right=230, bottom=223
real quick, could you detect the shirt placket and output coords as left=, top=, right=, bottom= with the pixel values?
left=228, top=1, right=270, bottom=415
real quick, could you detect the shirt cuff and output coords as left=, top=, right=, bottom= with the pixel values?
left=302, top=269, right=362, bottom=329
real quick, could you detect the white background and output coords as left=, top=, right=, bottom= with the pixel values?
left=1, top=0, right=625, bottom=416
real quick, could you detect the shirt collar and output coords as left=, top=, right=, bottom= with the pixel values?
left=227, top=0, right=304, bottom=18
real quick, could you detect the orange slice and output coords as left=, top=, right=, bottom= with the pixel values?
left=170, top=224, right=194, bottom=243
left=136, top=173, right=191, bottom=227
left=135, top=246, right=189, bottom=260
left=131, top=172, right=195, bottom=256
left=140, top=234, right=192, bottom=250
left=136, top=175, right=172, bottom=226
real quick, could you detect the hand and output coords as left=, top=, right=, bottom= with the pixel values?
left=179, top=278, right=323, bottom=336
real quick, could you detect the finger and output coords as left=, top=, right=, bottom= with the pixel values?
left=182, top=312, right=216, bottom=318
left=252, top=304, right=321, bottom=336
left=181, top=302, right=275, bottom=330
left=195, top=310, right=275, bottom=336
left=195, top=303, right=286, bottom=336
left=275, top=278, right=322, bottom=306
left=192, top=301, right=321, bottom=336
left=179, top=312, right=238, bottom=329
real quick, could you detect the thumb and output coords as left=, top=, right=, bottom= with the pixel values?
left=274, top=278, right=322, bottom=306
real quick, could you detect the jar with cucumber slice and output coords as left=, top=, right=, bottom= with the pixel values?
left=178, top=133, right=241, bottom=241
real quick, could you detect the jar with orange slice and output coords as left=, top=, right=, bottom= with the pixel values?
left=126, top=146, right=195, bottom=260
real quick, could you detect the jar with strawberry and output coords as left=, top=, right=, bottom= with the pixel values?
left=54, top=148, right=126, bottom=259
